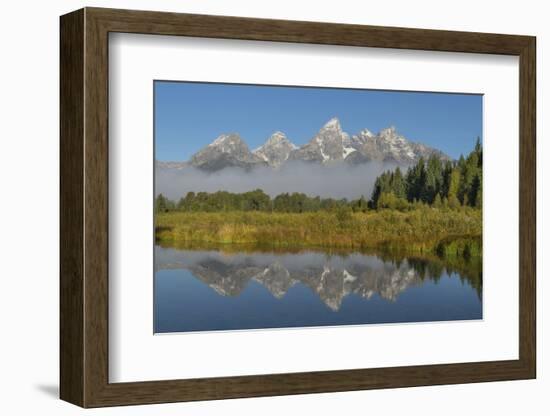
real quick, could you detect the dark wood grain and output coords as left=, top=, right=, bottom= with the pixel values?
left=60, top=7, right=537, bottom=408
left=59, top=8, right=84, bottom=406
left=88, top=7, right=532, bottom=54
left=83, top=10, right=110, bottom=406
left=518, top=37, right=537, bottom=375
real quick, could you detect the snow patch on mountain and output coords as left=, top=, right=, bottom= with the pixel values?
left=252, top=131, right=298, bottom=167
left=343, top=146, right=357, bottom=158
left=185, top=118, right=450, bottom=172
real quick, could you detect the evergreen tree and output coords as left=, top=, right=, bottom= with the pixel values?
left=474, top=136, right=482, bottom=168
left=392, top=167, right=407, bottom=199
left=471, top=174, right=482, bottom=208
left=425, top=155, right=443, bottom=203
left=406, top=157, right=427, bottom=202
left=155, top=193, right=169, bottom=213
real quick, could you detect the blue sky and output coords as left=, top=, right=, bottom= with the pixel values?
left=154, top=81, right=482, bottom=161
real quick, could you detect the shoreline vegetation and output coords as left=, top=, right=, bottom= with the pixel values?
left=155, top=139, right=482, bottom=260
left=155, top=208, right=481, bottom=258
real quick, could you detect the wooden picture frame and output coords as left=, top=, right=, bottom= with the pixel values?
left=60, top=7, right=536, bottom=408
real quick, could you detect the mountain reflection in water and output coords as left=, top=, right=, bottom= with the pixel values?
left=154, top=245, right=482, bottom=333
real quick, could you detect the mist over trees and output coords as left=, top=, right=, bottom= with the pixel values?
left=155, top=160, right=395, bottom=201
left=155, top=139, right=482, bottom=214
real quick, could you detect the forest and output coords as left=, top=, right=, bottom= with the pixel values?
left=370, top=138, right=482, bottom=210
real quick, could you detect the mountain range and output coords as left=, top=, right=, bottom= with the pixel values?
left=157, top=117, right=450, bottom=172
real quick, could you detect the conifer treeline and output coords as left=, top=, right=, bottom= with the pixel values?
left=155, top=140, right=482, bottom=213
left=370, top=138, right=482, bottom=209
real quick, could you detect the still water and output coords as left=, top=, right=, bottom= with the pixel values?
left=154, top=245, right=482, bottom=333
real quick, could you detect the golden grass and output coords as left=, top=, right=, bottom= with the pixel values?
left=155, top=207, right=482, bottom=255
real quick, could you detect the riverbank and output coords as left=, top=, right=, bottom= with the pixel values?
left=155, top=207, right=481, bottom=257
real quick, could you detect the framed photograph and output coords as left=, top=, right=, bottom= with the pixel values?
left=60, top=7, right=536, bottom=407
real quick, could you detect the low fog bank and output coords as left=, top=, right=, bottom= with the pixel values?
left=155, top=160, right=400, bottom=201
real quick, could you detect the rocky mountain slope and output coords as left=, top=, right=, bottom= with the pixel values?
left=252, top=131, right=298, bottom=168
left=189, top=133, right=267, bottom=171
left=159, top=118, right=450, bottom=172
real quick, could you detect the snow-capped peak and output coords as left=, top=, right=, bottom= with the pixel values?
left=379, top=126, right=399, bottom=139
left=190, top=133, right=262, bottom=171
left=321, top=117, right=342, bottom=130
left=252, top=131, right=298, bottom=167
left=209, top=134, right=230, bottom=147
left=188, top=119, right=450, bottom=171
left=265, top=131, right=292, bottom=146
left=254, top=131, right=297, bottom=150
left=359, top=128, right=374, bottom=138
left=292, top=117, right=352, bottom=162
left=198, top=133, right=249, bottom=157
left=207, top=133, right=245, bottom=152
left=379, top=126, right=408, bottom=145
left=271, top=131, right=286, bottom=138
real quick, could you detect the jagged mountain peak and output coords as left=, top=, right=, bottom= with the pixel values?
left=208, top=133, right=246, bottom=150
left=378, top=126, right=403, bottom=141
left=267, top=131, right=287, bottom=142
left=289, top=117, right=351, bottom=163
left=190, top=132, right=266, bottom=171
left=379, top=125, right=397, bottom=135
left=253, top=131, right=298, bottom=168
left=185, top=119, right=450, bottom=172
left=321, top=117, right=342, bottom=130
left=193, top=133, right=250, bottom=160
left=348, top=125, right=451, bottom=164
left=356, top=128, right=374, bottom=138
left=261, top=131, right=297, bottom=150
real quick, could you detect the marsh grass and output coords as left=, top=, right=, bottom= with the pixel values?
left=155, top=206, right=481, bottom=257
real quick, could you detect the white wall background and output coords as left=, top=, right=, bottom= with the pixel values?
left=0, top=0, right=546, bottom=414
